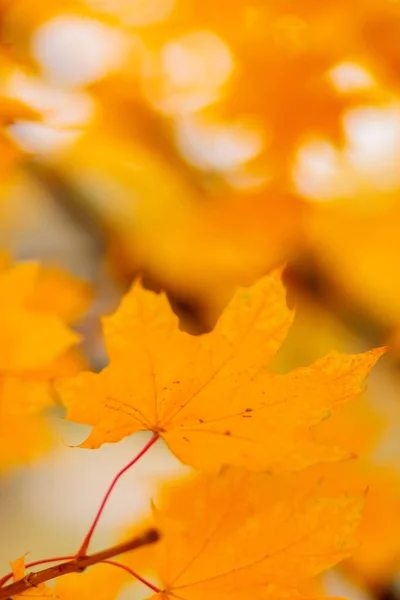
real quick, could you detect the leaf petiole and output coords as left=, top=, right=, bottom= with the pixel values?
left=77, top=432, right=160, bottom=557
left=101, top=559, right=161, bottom=593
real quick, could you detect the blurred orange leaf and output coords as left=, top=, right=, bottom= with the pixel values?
left=149, top=467, right=363, bottom=600
left=0, top=262, right=80, bottom=372
left=0, top=256, right=90, bottom=471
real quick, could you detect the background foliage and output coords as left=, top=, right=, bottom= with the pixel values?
left=1, top=1, right=400, bottom=599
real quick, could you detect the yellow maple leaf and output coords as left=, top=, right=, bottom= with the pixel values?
left=148, top=467, right=363, bottom=600
left=121, top=505, right=327, bottom=598
left=57, top=272, right=385, bottom=471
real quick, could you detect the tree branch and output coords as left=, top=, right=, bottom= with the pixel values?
left=0, top=528, right=160, bottom=600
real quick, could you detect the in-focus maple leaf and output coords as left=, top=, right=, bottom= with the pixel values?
left=57, top=272, right=385, bottom=471
left=148, top=467, right=364, bottom=600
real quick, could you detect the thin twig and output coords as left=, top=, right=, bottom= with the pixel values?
left=0, top=556, right=75, bottom=588
left=0, top=528, right=159, bottom=600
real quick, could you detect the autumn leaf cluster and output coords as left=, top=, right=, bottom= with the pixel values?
left=1, top=1, right=400, bottom=599
left=0, top=254, right=386, bottom=600
left=37, top=271, right=389, bottom=598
